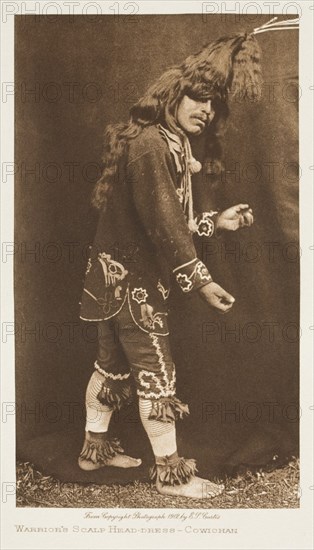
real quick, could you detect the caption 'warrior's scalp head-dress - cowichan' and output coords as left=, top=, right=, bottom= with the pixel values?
left=78, top=32, right=262, bottom=492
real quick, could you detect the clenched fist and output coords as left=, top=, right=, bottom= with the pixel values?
left=198, top=282, right=235, bottom=314
left=216, top=204, right=254, bottom=232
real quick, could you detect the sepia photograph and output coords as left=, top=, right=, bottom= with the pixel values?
left=1, top=2, right=313, bottom=549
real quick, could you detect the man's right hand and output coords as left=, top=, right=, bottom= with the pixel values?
left=198, top=282, right=235, bottom=313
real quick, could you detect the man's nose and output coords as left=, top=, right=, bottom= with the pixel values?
left=201, top=100, right=212, bottom=114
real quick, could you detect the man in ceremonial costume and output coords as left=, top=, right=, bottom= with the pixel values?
left=78, top=33, right=260, bottom=498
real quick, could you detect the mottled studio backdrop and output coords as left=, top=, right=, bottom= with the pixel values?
left=15, top=14, right=299, bottom=482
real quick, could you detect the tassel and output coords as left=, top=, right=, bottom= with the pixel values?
left=149, top=396, right=190, bottom=423
left=79, top=436, right=124, bottom=465
left=188, top=158, right=202, bottom=174
left=150, top=455, right=197, bottom=486
left=188, top=218, right=199, bottom=233
left=97, top=380, right=133, bottom=410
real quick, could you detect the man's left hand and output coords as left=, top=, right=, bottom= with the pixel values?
left=216, top=204, right=254, bottom=232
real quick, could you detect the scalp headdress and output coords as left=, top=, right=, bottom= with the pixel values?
left=132, top=31, right=263, bottom=121
left=93, top=31, right=263, bottom=211
left=179, top=32, right=262, bottom=102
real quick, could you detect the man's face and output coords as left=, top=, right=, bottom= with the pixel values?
left=176, top=95, right=215, bottom=135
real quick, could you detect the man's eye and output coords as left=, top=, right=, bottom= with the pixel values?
left=196, top=97, right=211, bottom=103
left=187, top=93, right=210, bottom=103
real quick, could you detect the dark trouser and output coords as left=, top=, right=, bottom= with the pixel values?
left=95, top=300, right=176, bottom=400
left=81, top=301, right=195, bottom=485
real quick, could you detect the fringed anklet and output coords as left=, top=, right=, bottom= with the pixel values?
left=79, top=432, right=124, bottom=466
left=150, top=453, right=197, bottom=486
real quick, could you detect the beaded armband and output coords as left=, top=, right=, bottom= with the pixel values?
left=173, top=258, right=212, bottom=293
left=193, top=210, right=219, bottom=237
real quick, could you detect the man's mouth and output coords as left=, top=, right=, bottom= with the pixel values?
left=192, top=116, right=207, bottom=126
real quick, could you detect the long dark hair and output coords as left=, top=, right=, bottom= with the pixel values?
left=91, top=67, right=230, bottom=210
left=92, top=33, right=262, bottom=210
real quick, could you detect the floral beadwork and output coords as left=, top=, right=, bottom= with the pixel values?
left=157, top=280, right=170, bottom=300
left=131, top=287, right=148, bottom=304
left=196, top=216, right=214, bottom=237
left=137, top=333, right=176, bottom=399
left=98, top=253, right=128, bottom=287
left=195, top=261, right=212, bottom=282
left=174, top=258, right=212, bottom=293
left=195, top=211, right=218, bottom=237
left=140, top=303, right=164, bottom=330
left=175, top=273, right=193, bottom=292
